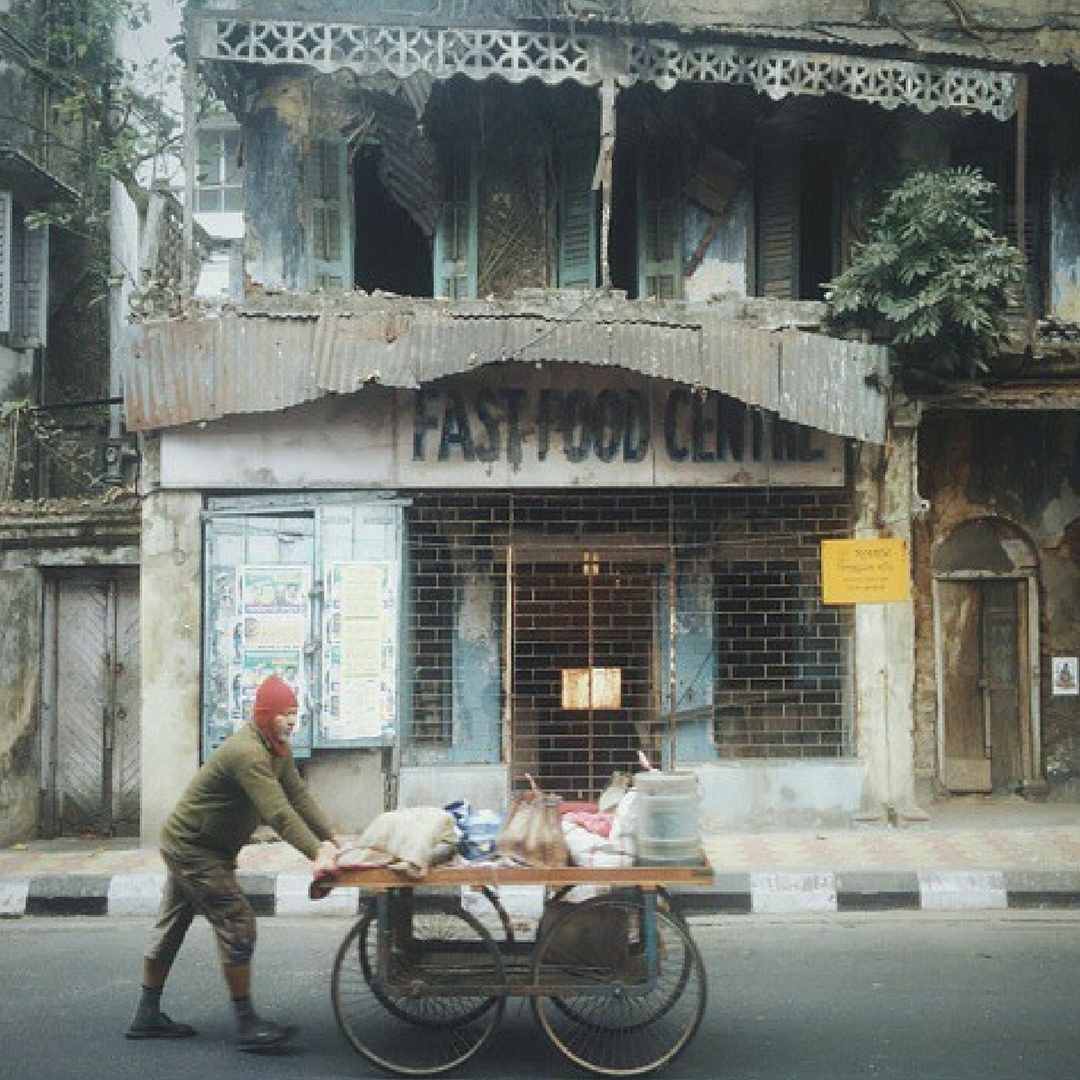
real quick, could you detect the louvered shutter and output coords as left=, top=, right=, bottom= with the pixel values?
left=13, top=220, right=48, bottom=346
left=0, top=191, right=11, bottom=334
left=755, top=141, right=799, bottom=299
left=434, top=145, right=477, bottom=299
left=306, top=136, right=352, bottom=290
left=953, top=127, right=1042, bottom=320
left=557, top=138, right=597, bottom=288
left=1003, top=140, right=1043, bottom=319
left=637, top=146, right=683, bottom=300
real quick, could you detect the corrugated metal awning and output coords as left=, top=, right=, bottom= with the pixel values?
left=122, top=297, right=891, bottom=443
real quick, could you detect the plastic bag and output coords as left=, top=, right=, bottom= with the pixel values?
left=444, top=800, right=502, bottom=862
left=597, top=770, right=630, bottom=814
left=496, top=774, right=570, bottom=867
left=609, top=788, right=638, bottom=859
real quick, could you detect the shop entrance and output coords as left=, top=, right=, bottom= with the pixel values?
left=508, top=545, right=667, bottom=800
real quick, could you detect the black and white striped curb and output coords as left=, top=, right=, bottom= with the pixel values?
left=3, top=869, right=1080, bottom=918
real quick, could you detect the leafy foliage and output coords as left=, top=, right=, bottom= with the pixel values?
left=5, top=0, right=180, bottom=220
left=825, top=167, right=1025, bottom=377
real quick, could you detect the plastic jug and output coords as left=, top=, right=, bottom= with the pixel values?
left=632, top=770, right=702, bottom=866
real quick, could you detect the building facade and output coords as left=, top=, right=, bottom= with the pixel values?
left=117, top=0, right=1080, bottom=843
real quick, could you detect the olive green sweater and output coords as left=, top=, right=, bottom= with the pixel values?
left=161, top=723, right=333, bottom=862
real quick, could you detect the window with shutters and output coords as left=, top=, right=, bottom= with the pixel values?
left=754, top=136, right=841, bottom=301
left=557, top=137, right=599, bottom=289
left=0, top=190, right=49, bottom=348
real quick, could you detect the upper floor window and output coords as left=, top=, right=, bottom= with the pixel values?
left=196, top=126, right=243, bottom=215
left=754, top=134, right=842, bottom=301
left=0, top=191, right=48, bottom=348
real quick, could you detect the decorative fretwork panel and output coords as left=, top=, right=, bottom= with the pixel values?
left=200, top=17, right=1018, bottom=119
left=626, top=41, right=1017, bottom=120
left=205, top=20, right=592, bottom=84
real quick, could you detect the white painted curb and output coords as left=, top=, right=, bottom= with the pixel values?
left=918, top=870, right=1008, bottom=910
left=107, top=873, right=166, bottom=916
left=751, top=871, right=838, bottom=914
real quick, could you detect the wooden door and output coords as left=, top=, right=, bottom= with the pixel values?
left=45, top=572, right=140, bottom=836
left=939, top=578, right=1026, bottom=793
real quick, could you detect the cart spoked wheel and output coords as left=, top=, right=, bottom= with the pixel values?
left=530, top=895, right=706, bottom=1077
left=332, top=896, right=506, bottom=1076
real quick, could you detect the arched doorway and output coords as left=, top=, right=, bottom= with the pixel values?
left=932, top=518, right=1042, bottom=794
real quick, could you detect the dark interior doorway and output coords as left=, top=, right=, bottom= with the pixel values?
left=353, top=146, right=433, bottom=296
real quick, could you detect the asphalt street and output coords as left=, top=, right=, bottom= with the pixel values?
left=0, top=912, right=1076, bottom=1080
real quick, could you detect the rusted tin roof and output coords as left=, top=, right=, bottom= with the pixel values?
left=122, top=295, right=891, bottom=442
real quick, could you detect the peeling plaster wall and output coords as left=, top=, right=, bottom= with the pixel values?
left=245, top=75, right=310, bottom=293
left=916, top=411, right=1080, bottom=792
left=1048, top=87, right=1080, bottom=321
left=852, top=405, right=920, bottom=813
left=684, top=193, right=749, bottom=301
left=0, top=567, right=41, bottom=845
left=139, top=486, right=204, bottom=844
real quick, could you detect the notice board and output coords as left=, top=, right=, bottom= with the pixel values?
left=821, top=538, right=910, bottom=604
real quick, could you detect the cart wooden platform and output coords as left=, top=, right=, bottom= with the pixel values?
left=317, top=861, right=714, bottom=1077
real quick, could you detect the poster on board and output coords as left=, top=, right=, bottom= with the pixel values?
left=321, top=561, right=398, bottom=745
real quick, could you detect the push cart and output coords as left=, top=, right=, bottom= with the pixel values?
left=315, top=861, right=712, bottom=1078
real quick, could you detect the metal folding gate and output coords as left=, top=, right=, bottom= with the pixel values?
left=507, top=544, right=674, bottom=800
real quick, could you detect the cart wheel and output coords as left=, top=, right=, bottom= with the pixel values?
left=531, top=896, right=706, bottom=1077
left=332, top=896, right=506, bottom=1076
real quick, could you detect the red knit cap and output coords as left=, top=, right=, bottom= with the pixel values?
left=252, top=676, right=298, bottom=757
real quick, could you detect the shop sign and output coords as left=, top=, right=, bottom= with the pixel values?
left=410, top=382, right=837, bottom=481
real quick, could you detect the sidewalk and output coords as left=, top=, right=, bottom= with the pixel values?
left=2, top=795, right=1079, bottom=918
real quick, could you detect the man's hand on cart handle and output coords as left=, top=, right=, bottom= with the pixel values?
left=313, top=839, right=339, bottom=878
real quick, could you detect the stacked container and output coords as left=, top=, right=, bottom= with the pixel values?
left=632, top=770, right=703, bottom=866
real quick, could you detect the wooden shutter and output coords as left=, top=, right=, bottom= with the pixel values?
left=754, top=141, right=799, bottom=299
left=953, top=122, right=1042, bottom=319
left=434, top=144, right=477, bottom=299
left=0, top=190, right=11, bottom=334
left=13, top=220, right=48, bottom=346
left=557, top=137, right=597, bottom=288
left=306, top=136, right=352, bottom=290
left=637, top=146, right=683, bottom=300
left=1003, top=136, right=1043, bottom=319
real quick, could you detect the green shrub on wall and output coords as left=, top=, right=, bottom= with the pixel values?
left=825, top=167, right=1025, bottom=378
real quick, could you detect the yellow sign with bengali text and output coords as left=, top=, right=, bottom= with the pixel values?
left=821, top=538, right=910, bottom=604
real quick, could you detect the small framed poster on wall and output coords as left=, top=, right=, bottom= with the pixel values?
left=1052, top=656, right=1079, bottom=696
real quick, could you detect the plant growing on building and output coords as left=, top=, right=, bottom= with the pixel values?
left=825, top=167, right=1025, bottom=378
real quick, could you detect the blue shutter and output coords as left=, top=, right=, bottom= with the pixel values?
left=637, top=147, right=683, bottom=300
left=13, top=220, right=48, bottom=346
left=433, top=144, right=477, bottom=299
left=754, top=141, right=799, bottom=299
left=306, top=136, right=352, bottom=290
left=658, top=558, right=719, bottom=765
left=558, top=138, right=597, bottom=288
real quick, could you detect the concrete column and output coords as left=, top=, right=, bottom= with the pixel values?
left=139, top=480, right=203, bottom=844
left=853, top=401, right=924, bottom=819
